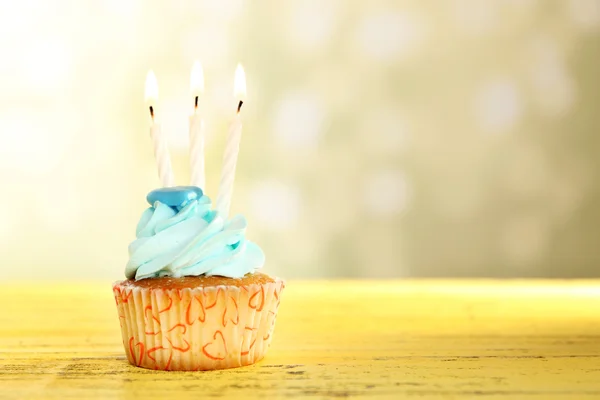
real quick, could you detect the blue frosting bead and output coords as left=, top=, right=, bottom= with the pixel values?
left=146, top=186, right=204, bottom=208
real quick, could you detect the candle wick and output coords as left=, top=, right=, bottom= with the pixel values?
left=149, top=105, right=154, bottom=119
left=237, top=100, right=243, bottom=114
left=194, top=96, right=199, bottom=109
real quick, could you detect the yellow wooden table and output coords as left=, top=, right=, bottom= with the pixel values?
left=1, top=281, right=600, bottom=399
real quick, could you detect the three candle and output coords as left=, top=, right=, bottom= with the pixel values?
left=143, top=63, right=246, bottom=219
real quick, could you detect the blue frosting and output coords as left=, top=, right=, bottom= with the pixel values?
left=125, top=194, right=265, bottom=280
left=146, top=186, right=203, bottom=208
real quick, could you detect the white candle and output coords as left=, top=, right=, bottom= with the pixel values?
left=145, top=70, right=175, bottom=187
left=216, top=64, right=246, bottom=219
left=189, top=61, right=206, bottom=189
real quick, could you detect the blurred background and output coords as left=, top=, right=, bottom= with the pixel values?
left=1, top=0, right=599, bottom=280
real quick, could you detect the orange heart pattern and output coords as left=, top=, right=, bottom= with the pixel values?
left=147, top=345, right=173, bottom=370
left=186, top=295, right=206, bottom=324
left=128, top=337, right=145, bottom=366
left=202, top=330, right=227, bottom=360
left=113, top=279, right=285, bottom=371
left=222, top=296, right=239, bottom=327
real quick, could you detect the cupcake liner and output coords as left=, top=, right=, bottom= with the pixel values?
left=112, top=278, right=285, bottom=371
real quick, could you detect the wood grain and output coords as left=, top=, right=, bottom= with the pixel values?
left=1, top=280, right=600, bottom=399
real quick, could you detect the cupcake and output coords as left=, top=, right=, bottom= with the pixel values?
left=112, top=186, right=285, bottom=371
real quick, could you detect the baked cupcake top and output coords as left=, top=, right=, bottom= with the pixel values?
left=125, top=186, right=264, bottom=281
left=120, top=272, right=275, bottom=289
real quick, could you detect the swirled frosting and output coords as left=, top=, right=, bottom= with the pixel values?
left=125, top=195, right=264, bottom=280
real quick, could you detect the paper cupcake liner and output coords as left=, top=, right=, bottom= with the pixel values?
left=112, top=278, right=285, bottom=371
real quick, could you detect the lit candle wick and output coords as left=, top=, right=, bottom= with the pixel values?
left=189, top=61, right=206, bottom=189
left=144, top=70, right=174, bottom=187
left=216, top=63, right=247, bottom=219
